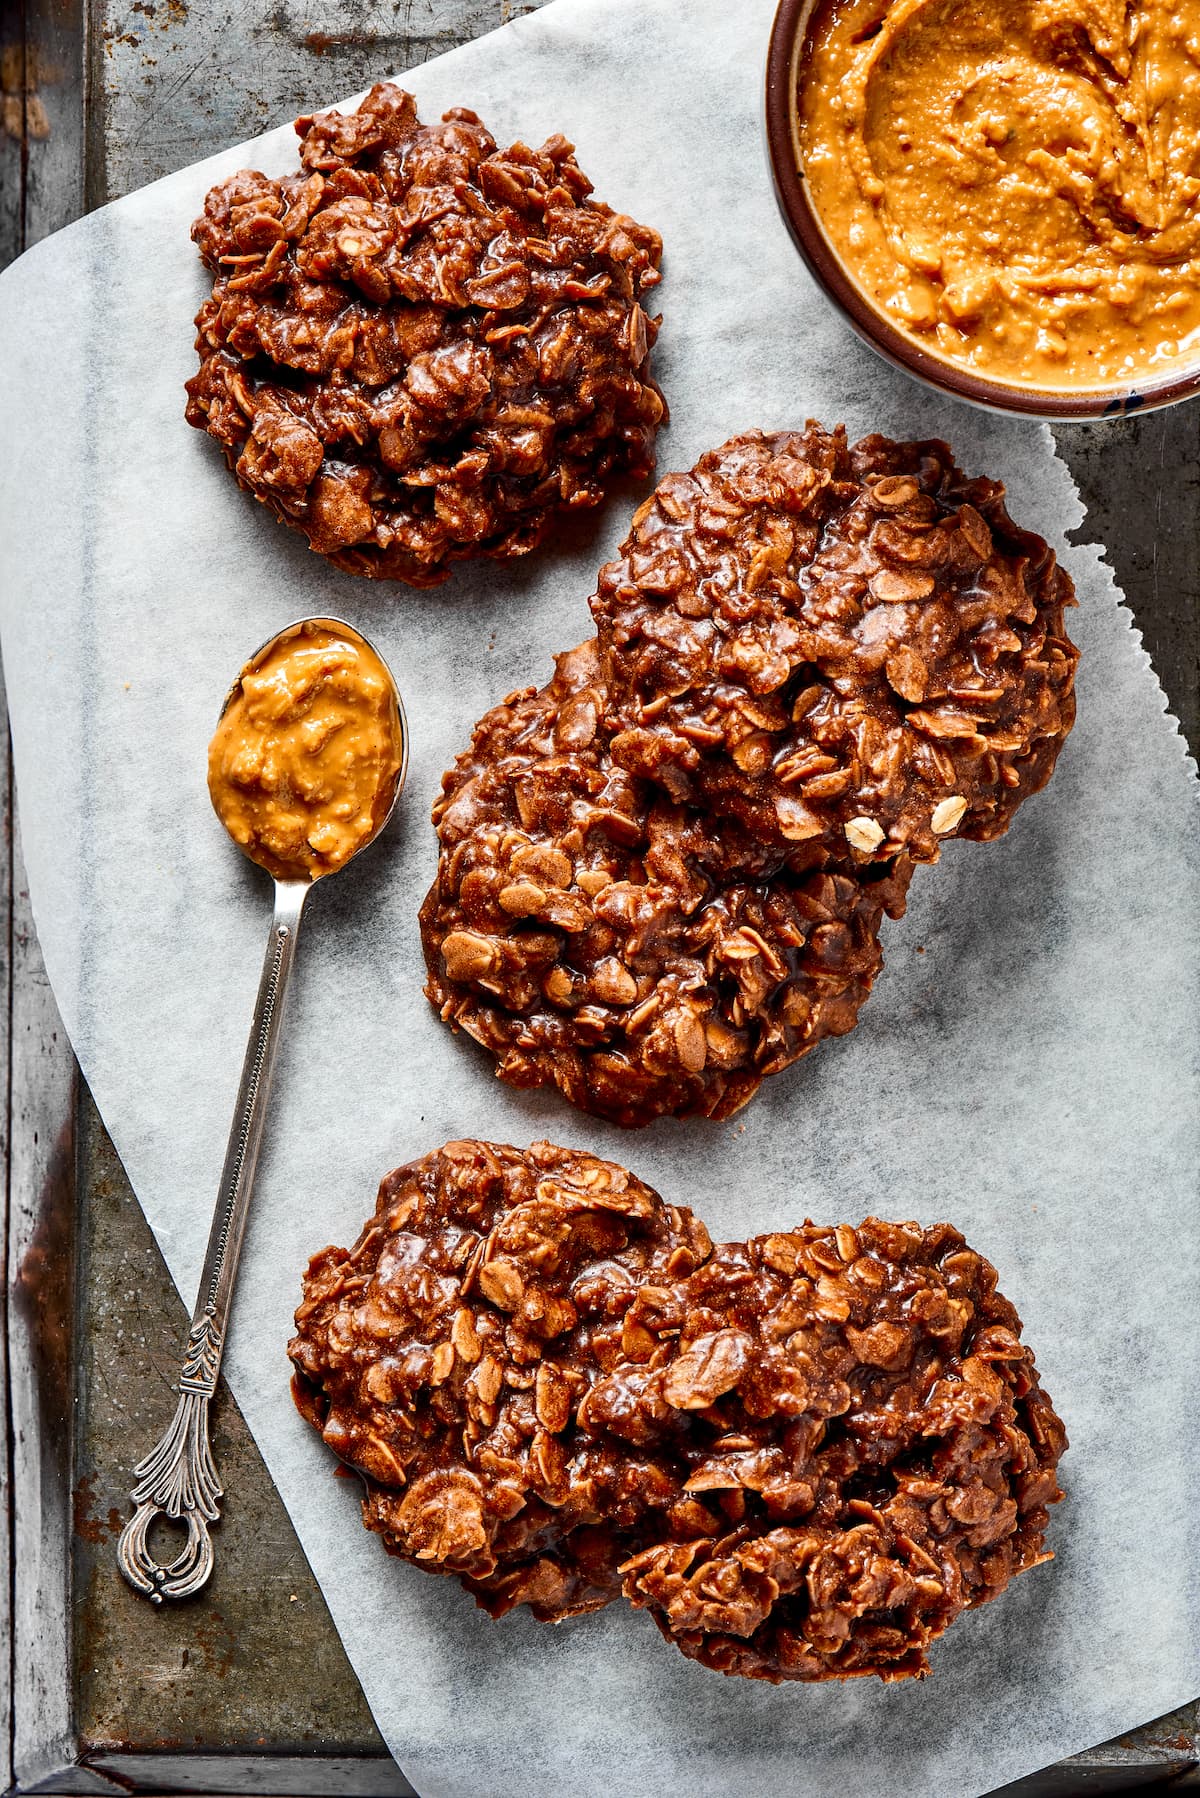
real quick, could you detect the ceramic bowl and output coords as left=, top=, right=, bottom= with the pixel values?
left=764, top=0, right=1200, bottom=421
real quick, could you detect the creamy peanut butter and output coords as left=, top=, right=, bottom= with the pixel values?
left=798, top=0, right=1200, bottom=387
left=209, top=622, right=403, bottom=882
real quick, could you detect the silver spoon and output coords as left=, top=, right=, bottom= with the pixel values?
left=117, top=614, right=407, bottom=1603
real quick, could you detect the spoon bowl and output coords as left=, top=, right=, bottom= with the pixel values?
left=210, top=618, right=408, bottom=891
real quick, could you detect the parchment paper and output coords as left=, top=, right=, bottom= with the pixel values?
left=1, top=2, right=1198, bottom=1793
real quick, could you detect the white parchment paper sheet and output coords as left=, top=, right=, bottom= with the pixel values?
left=1, top=1, right=1198, bottom=1792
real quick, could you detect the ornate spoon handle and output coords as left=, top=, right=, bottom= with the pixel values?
left=117, top=877, right=309, bottom=1602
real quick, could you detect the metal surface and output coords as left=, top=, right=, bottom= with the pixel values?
left=1056, top=407, right=1200, bottom=757
left=3, top=3, right=89, bottom=1790
left=71, top=1085, right=412, bottom=1794
left=1, top=0, right=1198, bottom=1790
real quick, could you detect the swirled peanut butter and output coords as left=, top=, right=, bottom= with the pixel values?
left=209, top=622, right=403, bottom=882
left=798, top=0, right=1200, bottom=387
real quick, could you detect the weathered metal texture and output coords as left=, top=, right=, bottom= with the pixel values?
left=6, top=832, right=82, bottom=1798
left=89, top=0, right=544, bottom=208
left=1056, top=411, right=1200, bottom=756
left=3, top=1, right=87, bottom=1791
left=1, top=0, right=1197, bottom=1792
left=2, top=0, right=86, bottom=246
left=71, top=1088, right=408, bottom=1772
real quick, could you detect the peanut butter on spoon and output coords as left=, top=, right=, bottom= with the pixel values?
left=209, top=619, right=406, bottom=883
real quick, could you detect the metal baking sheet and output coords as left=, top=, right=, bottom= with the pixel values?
left=1, top=0, right=1197, bottom=1790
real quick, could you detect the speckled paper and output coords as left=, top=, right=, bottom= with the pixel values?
left=0, top=2, right=1197, bottom=1794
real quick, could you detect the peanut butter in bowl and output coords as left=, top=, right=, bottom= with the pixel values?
left=795, top=0, right=1200, bottom=391
left=209, top=619, right=406, bottom=883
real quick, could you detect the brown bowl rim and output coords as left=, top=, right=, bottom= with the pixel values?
left=764, top=0, right=1200, bottom=422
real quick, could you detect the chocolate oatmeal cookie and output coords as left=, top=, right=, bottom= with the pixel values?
left=420, top=640, right=912, bottom=1127
left=186, top=83, right=665, bottom=585
left=611, top=1220, right=1067, bottom=1682
left=590, top=427, right=1078, bottom=862
left=289, top=1138, right=712, bottom=1620
left=291, top=1144, right=1067, bottom=1678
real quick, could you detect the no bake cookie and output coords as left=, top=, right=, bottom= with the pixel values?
left=186, top=84, right=665, bottom=584
left=289, top=1138, right=712, bottom=1619
left=420, top=640, right=911, bottom=1126
left=590, top=427, right=1078, bottom=862
left=291, top=1140, right=1067, bottom=1682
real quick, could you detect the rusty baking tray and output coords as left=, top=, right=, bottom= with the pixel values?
left=2, top=0, right=1198, bottom=1787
